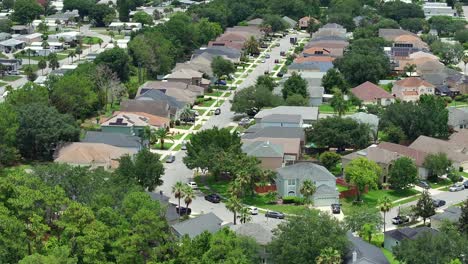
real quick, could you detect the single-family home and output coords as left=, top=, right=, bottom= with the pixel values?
left=215, top=32, right=248, bottom=44
left=254, top=106, right=319, bottom=125
left=288, top=60, right=334, bottom=73
left=351, top=81, right=395, bottom=106
left=82, top=131, right=146, bottom=151
left=15, top=33, right=43, bottom=45
left=282, top=16, right=297, bottom=28
left=379, top=29, right=418, bottom=42
left=241, top=141, right=284, bottom=170
left=430, top=207, right=462, bottom=230
left=101, top=111, right=170, bottom=136
left=0, top=38, right=25, bottom=53
left=347, top=112, right=380, bottom=136
left=48, top=31, right=81, bottom=45
left=54, top=142, right=136, bottom=170
left=108, top=22, right=142, bottom=31
left=392, top=77, right=435, bottom=101
left=298, top=16, right=319, bottom=29
left=242, top=126, right=306, bottom=144
left=448, top=106, right=468, bottom=131
left=166, top=68, right=210, bottom=89
left=174, top=54, right=214, bottom=77
left=135, top=89, right=189, bottom=120
left=137, top=81, right=204, bottom=105
left=0, top=32, right=11, bottom=41
left=171, top=212, right=224, bottom=238
left=259, top=114, right=303, bottom=128
left=231, top=223, right=274, bottom=264
left=275, top=162, right=339, bottom=206
left=384, top=227, right=438, bottom=252
left=0, top=59, right=22, bottom=72
left=280, top=71, right=325, bottom=106
left=345, top=232, right=390, bottom=264
left=377, top=142, right=429, bottom=179
left=11, top=25, right=32, bottom=34
left=120, top=100, right=173, bottom=120
left=449, top=129, right=468, bottom=147
left=208, top=40, right=244, bottom=51
left=192, top=46, right=241, bottom=63
left=243, top=137, right=301, bottom=164
left=410, top=135, right=468, bottom=171
left=423, top=2, right=457, bottom=18
left=147, top=192, right=180, bottom=224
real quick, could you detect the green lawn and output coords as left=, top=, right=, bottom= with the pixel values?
left=152, top=142, right=174, bottom=150
left=337, top=185, right=348, bottom=192
left=382, top=248, right=400, bottom=264
left=319, top=103, right=335, bottom=113
left=223, top=92, right=231, bottom=97
left=196, top=109, right=206, bottom=116
left=448, top=101, right=468, bottom=108
left=215, top=100, right=225, bottom=107
left=173, top=133, right=185, bottom=140
left=247, top=69, right=253, bottom=73
left=205, top=91, right=224, bottom=97
left=200, top=99, right=216, bottom=107
left=175, top=124, right=192, bottom=130
left=82, top=36, right=102, bottom=45
left=0, top=75, right=22, bottom=82
left=194, top=124, right=202, bottom=130
left=21, top=64, right=39, bottom=73
left=273, top=65, right=280, bottom=71
left=429, top=178, right=452, bottom=189
left=0, top=81, right=7, bottom=87
left=235, top=80, right=243, bottom=85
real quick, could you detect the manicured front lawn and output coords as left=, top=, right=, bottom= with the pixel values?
left=235, top=80, right=243, bottom=85
left=194, top=124, right=203, bottom=130
left=82, top=36, right=103, bottom=45
left=382, top=248, right=400, bottom=264
left=0, top=81, right=7, bottom=87
left=215, top=100, right=225, bottom=107
left=319, top=103, right=335, bottom=113
left=175, top=124, right=192, bottom=130
left=196, top=109, right=206, bottom=116
left=429, top=178, right=452, bottom=189
left=200, top=98, right=216, bottom=107
left=152, top=142, right=174, bottom=150
left=205, top=91, right=224, bottom=97
left=1, top=75, right=22, bottom=82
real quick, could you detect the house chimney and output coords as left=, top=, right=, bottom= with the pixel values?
left=352, top=251, right=357, bottom=263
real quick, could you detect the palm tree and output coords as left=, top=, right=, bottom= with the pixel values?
left=238, top=206, right=252, bottom=224
left=41, top=40, right=49, bottom=49
left=315, top=247, right=341, bottom=264
left=75, top=46, right=82, bottom=61
left=179, top=107, right=194, bottom=125
left=98, top=38, right=103, bottom=48
left=378, top=196, right=392, bottom=233
left=183, top=186, right=195, bottom=216
left=109, top=31, right=115, bottom=42
left=330, top=88, right=350, bottom=117
left=153, top=127, right=173, bottom=150
left=225, top=196, right=242, bottom=225
left=403, top=63, right=417, bottom=77
left=172, top=181, right=185, bottom=217
left=68, top=51, right=76, bottom=63
left=299, top=179, right=317, bottom=205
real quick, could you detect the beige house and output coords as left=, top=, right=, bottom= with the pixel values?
left=241, top=141, right=284, bottom=170
left=392, top=77, right=435, bottom=102
left=351, top=81, right=395, bottom=106
left=166, top=69, right=210, bottom=89
left=298, top=16, right=319, bottom=29
left=242, top=137, right=301, bottom=165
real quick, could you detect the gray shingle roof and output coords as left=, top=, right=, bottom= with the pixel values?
left=82, top=131, right=143, bottom=149
left=255, top=106, right=318, bottom=122
left=242, top=127, right=305, bottom=141
left=282, top=16, right=297, bottom=27
left=384, top=227, right=437, bottom=241
left=120, top=100, right=170, bottom=118
left=431, top=207, right=461, bottom=222
left=230, top=223, right=273, bottom=245
left=345, top=232, right=390, bottom=264
left=171, top=212, right=223, bottom=238
left=241, top=141, right=284, bottom=158
left=276, top=162, right=335, bottom=181
left=192, top=46, right=241, bottom=61
left=288, top=61, right=334, bottom=72
left=261, top=114, right=302, bottom=123
left=137, top=89, right=186, bottom=109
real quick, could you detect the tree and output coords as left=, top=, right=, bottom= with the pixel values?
left=269, top=210, right=348, bottom=263
left=182, top=185, right=195, bottom=216
left=388, top=157, right=418, bottom=190
left=262, top=14, right=287, bottom=32
left=116, top=148, right=165, bottom=191
left=63, top=0, right=95, bottom=19
left=344, top=206, right=382, bottom=233
left=12, top=0, right=43, bottom=24
left=285, top=93, right=309, bottom=106
left=359, top=223, right=377, bottom=243
left=282, top=72, right=308, bottom=99
left=330, top=89, right=350, bottom=117
left=230, top=85, right=283, bottom=114
left=244, top=36, right=260, bottom=55
left=322, top=68, right=347, bottom=93
left=400, top=18, right=428, bottom=33
left=454, top=29, right=468, bottom=44
left=152, top=127, right=173, bottom=150
left=16, top=103, right=79, bottom=160
left=378, top=196, right=392, bottom=233
left=306, top=116, right=371, bottom=150
left=23, top=65, right=37, bottom=81
left=37, top=20, right=49, bottom=34
left=315, top=247, right=341, bottom=264
left=211, top=56, right=235, bottom=79
left=430, top=40, right=464, bottom=65
left=379, top=1, right=425, bottom=22
left=75, top=46, right=82, bottom=61
left=0, top=103, right=19, bottom=167
left=48, top=53, right=59, bottom=70
left=94, top=64, right=124, bottom=108
left=414, top=190, right=435, bottom=224
left=172, top=181, right=185, bottom=217
left=319, top=151, right=341, bottom=170
left=179, top=107, right=194, bottom=125
left=2, top=0, right=14, bottom=10
left=225, top=196, right=242, bottom=225
left=423, top=153, right=452, bottom=181
left=95, top=48, right=130, bottom=82
left=255, top=75, right=277, bottom=91
left=0, top=19, right=12, bottom=32
left=383, top=125, right=406, bottom=144
left=299, top=179, right=317, bottom=205
left=68, top=50, right=76, bottom=64
left=344, top=157, right=382, bottom=201
left=238, top=206, right=252, bottom=224
left=38, top=59, right=47, bottom=75
left=89, top=4, right=114, bottom=27
left=459, top=199, right=468, bottom=235
left=133, top=11, right=154, bottom=26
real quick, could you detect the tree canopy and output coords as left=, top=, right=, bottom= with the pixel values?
left=231, top=85, right=283, bottom=114
left=12, top=0, right=43, bottom=24
left=388, top=157, right=418, bottom=190
left=344, top=157, right=382, bottom=201
left=211, top=56, right=236, bottom=79
left=95, top=48, right=131, bottom=82
left=282, top=72, right=309, bottom=100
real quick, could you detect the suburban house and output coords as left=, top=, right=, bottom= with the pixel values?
left=174, top=55, right=214, bottom=77
left=0, top=59, right=22, bottom=72
left=135, top=89, right=189, bottom=120
left=275, top=162, right=339, bottom=206
left=378, top=142, right=429, bottom=178
left=231, top=223, right=273, bottom=264
left=449, top=129, right=468, bottom=147
left=242, top=126, right=306, bottom=145
left=351, top=81, right=395, bottom=106
left=254, top=106, right=319, bottom=125
left=11, top=25, right=33, bottom=34
left=258, top=114, right=303, bottom=128
left=423, top=2, right=456, bottom=18
left=302, top=46, right=343, bottom=58
left=137, top=81, right=204, bottom=105
left=378, top=29, right=417, bottom=42
left=171, top=213, right=224, bottom=239
left=101, top=112, right=169, bottom=136
left=298, top=16, right=319, bottom=29
left=0, top=38, right=25, bottom=53
left=147, top=192, right=180, bottom=224
left=430, top=207, right=462, bottom=230
left=108, top=22, right=142, bottom=31
left=281, top=71, right=325, bottom=106
left=54, top=142, right=136, bottom=170
left=287, top=60, right=334, bottom=73
left=345, top=232, right=390, bottom=264
left=192, top=46, right=241, bottom=63
left=448, top=107, right=468, bottom=131
left=165, top=68, right=210, bottom=89
left=347, top=112, right=380, bottom=137
left=120, top=100, right=173, bottom=120
left=243, top=137, right=301, bottom=165
left=282, top=16, right=297, bottom=28
left=384, top=227, right=438, bottom=252
left=208, top=40, right=244, bottom=50
left=82, top=131, right=146, bottom=151
left=241, top=141, right=284, bottom=170
left=409, top=135, right=468, bottom=171
left=392, top=77, right=435, bottom=102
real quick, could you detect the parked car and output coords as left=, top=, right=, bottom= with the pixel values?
left=248, top=206, right=258, bottom=215
left=463, top=180, right=468, bottom=188
left=274, top=59, right=279, bottom=63
left=276, top=43, right=280, bottom=47
left=261, top=59, right=266, bottom=63
left=280, top=51, right=286, bottom=56
left=277, top=72, right=284, bottom=77
left=214, top=108, right=221, bottom=115
left=416, top=180, right=430, bottom=189
left=432, top=199, right=446, bottom=208
left=187, top=181, right=198, bottom=189
left=181, top=141, right=187, bottom=150
left=449, top=183, right=465, bottom=192
left=238, top=117, right=251, bottom=127
left=176, top=206, right=192, bottom=215
left=265, top=54, right=270, bottom=59
left=215, top=80, right=227, bottom=85
left=392, top=215, right=409, bottom=225
left=331, top=204, right=341, bottom=214
left=205, top=194, right=221, bottom=203
left=265, top=211, right=285, bottom=219
left=165, top=155, right=175, bottom=163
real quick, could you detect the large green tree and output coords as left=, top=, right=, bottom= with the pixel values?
left=460, top=199, right=468, bottom=235
left=344, top=157, right=382, bottom=201
left=379, top=1, right=424, bottom=22
left=0, top=103, right=19, bottom=166
left=414, top=190, right=435, bottom=224
left=95, top=48, right=131, bottom=82
left=269, top=210, right=348, bottom=264
left=388, top=157, right=418, bottom=190
left=231, top=85, right=283, bottom=114
left=321, top=68, right=347, bottom=93
left=89, top=4, right=114, bottom=27
left=211, top=56, right=236, bottom=79
left=344, top=206, right=382, bottom=233
left=133, top=11, right=154, bottom=26
left=12, top=0, right=43, bottom=24
left=423, top=152, right=452, bottom=181
left=63, top=0, right=95, bottom=18
left=282, top=72, right=308, bottom=100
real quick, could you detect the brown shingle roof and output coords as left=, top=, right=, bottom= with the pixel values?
left=403, top=91, right=419, bottom=96
left=294, top=56, right=334, bottom=63
left=351, top=81, right=393, bottom=101
left=395, top=77, right=434, bottom=88
left=111, top=111, right=170, bottom=127
left=378, top=142, right=428, bottom=167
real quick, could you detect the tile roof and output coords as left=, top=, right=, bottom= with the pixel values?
left=378, top=142, right=428, bottom=167
left=343, top=146, right=400, bottom=165
left=216, top=32, right=248, bottom=42
left=276, top=162, right=335, bottom=181
left=351, top=81, right=393, bottom=101
left=378, top=29, right=417, bottom=41
left=82, top=131, right=142, bottom=149
left=395, top=77, right=434, bottom=88
left=449, top=129, right=468, bottom=146
left=241, top=141, right=284, bottom=158
left=302, top=47, right=332, bottom=55
left=402, top=91, right=419, bottom=96
left=171, top=212, right=223, bottom=238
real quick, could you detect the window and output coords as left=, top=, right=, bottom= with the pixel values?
left=288, top=179, right=295, bottom=186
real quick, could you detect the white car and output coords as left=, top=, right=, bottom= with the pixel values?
left=261, top=59, right=266, bottom=63
left=248, top=206, right=258, bottom=215
left=449, top=184, right=465, bottom=192
left=187, top=181, right=198, bottom=189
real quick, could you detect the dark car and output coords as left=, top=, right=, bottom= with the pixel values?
left=331, top=204, right=341, bottom=214
left=165, top=155, right=175, bottom=163
left=215, top=80, right=227, bottom=85
left=392, top=215, right=409, bottom=225
left=274, top=59, right=279, bottom=63
left=205, top=194, right=221, bottom=203
left=463, top=180, right=468, bottom=188
left=176, top=206, right=192, bottom=215
left=280, top=51, right=286, bottom=56
left=214, top=108, right=221, bottom=115
left=432, top=199, right=446, bottom=208
left=416, top=180, right=430, bottom=189
left=265, top=211, right=285, bottom=219
left=277, top=72, right=284, bottom=77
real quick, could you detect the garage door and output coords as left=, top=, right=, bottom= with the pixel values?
left=314, top=196, right=338, bottom=206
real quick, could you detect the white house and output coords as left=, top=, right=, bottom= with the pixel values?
left=423, top=2, right=457, bottom=18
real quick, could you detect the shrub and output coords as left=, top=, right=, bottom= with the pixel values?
left=207, top=86, right=213, bottom=93
left=320, top=151, right=342, bottom=170
left=175, top=120, right=181, bottom=126
left=282, top=196, right=296, bottom=204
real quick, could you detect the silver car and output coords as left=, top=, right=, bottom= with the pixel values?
left=449, top=184, right=465, bottom=192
